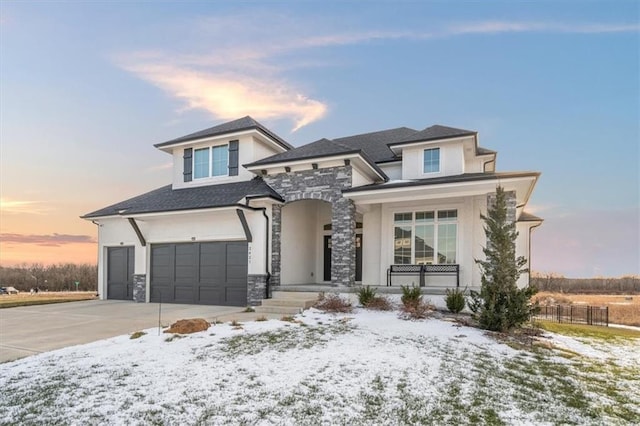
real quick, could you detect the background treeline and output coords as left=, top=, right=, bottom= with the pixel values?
left=531, top=273, right=640, bottom=294
left=0, top=264, right=97, bottom=292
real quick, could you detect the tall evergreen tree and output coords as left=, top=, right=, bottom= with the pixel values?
left=468, top=186, right=538, bottom=331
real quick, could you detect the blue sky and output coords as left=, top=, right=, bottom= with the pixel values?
left=0, top=1, right=638, bottom=277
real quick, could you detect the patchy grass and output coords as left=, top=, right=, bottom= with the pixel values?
left=1, top=310, right=638, bottom=425
left=0, top=292, right=97, bottom=308
left=129, top=331, right=146, bottom=340
left=536, top=320, right=640, bottom=341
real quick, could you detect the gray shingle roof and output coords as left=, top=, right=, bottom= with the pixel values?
left=392, top=125, right=476, bottom=145
left=332, top=127, right=418, bottom=163
left=82, top=178, right=282, bottom=218
left=343, top=172, right=540, bottom=193
left=154, top=116, right=293, bottom=150
left=245, top=138, right=358, bottom=167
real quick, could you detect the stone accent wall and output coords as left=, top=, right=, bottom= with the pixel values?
left=270, top=204, right=282, bottom=287
left=132, top=274, right=146, bottom=303
left=265, top=166, right=356, bottom=287
left=487, top=190, right=517, bottom=223
left=247, top=274, right=268, bottom=306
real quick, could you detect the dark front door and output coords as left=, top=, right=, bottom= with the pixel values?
left=107, top=246, right=134, bottom=300
left=323, top=234, right=363, bottom=282
left=150, top=242, right=248, bottom=306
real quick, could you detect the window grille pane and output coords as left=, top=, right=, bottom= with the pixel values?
left=394, top=225, right=412, bottom=264
left=194, top=148, right=209, bottom=179
left=416, top=211, right=434, bottom=223
left=423, top=148, right=440, bottom=173
left=437, top=210, right=457, bottom=221
left=212, top=145, right=229, bottom=176
left=415, top=224, right=434, bottom=264
left=394, top=212, right=412, bottom=224
left=437, top=223, right=457, bottom=263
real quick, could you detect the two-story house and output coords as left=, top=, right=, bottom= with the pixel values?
left=83, top=116, right=541, bottom=306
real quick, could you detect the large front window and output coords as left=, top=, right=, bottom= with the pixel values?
left=423, top=148, right=440, bottom=173
left=394, top=209, right=457, bottom=264
left=193, top=144, right=229, bottom=179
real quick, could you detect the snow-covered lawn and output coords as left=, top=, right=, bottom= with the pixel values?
left=1, top=308, right=639, bottom=425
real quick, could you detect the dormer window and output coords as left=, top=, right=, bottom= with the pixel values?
left=193, top=144, right=229, bottom=179
left=423, top=148, right=440, bottom=173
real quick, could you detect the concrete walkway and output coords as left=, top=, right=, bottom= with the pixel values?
left=0, top=300, right=246, bottom=363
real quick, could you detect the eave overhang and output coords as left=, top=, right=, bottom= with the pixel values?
left=154, top=128, right=291, bottom=154
left=343, top=173, right=540, bottom=207
left=245, top=151, right=388, bottom=183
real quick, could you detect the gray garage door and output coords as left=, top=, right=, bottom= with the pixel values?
left=107, top=246, right=134, bottom=300
left=150, top=242, right=248, bottom=306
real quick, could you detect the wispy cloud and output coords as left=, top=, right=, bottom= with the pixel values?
left=0, top=198, right=50, bottom=215
left=116, top=14, right=638, bottom=132
left=446, top=21, right=640, bottom=36
left=0, top=233, right=96, bottom=247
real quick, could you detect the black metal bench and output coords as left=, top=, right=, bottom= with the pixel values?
left=387, top=264, right=460, bottom=287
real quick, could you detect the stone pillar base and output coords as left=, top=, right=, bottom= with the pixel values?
left=247, top=274, right=268, bottom=306
left=133, top=274, right=146, bottom=303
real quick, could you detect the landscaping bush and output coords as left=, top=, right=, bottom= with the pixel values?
left=364, top=296, right=393, bottom=311
left=445, top=288, right=466, bottom=313
left=356, top=285, right=377, bottom=306
left=399, top=299, right=435, bottom=320
left=401, top=285, right=422, bottom=309
left=314, top=294, right=353, bottom=313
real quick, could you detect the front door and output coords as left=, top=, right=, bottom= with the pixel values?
left=323, top=234, right=363, bottom=282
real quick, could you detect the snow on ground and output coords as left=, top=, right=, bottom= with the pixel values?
left=1, top=308, right=639, bottom=425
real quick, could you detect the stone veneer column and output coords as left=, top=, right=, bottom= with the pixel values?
left=270, top=204, right=282, bottom=287
left=264, top=165, right=356, bottom=288
left=487, top=190, right=517, bottom=223
left=331, top=197, right=356, bottom=286
left=132, top=274, right=146, bottom=303
left=247, top=274, right=268, bottom=305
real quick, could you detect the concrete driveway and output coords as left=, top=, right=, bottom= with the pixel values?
left=0, top=300, right=244, bottom=363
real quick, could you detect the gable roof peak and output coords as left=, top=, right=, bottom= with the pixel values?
left=154, top=116, right=292, bottom=150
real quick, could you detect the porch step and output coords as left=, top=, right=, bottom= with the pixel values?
left=253, top=305, right=303, bottom=315
left=260, top=298, right=317, bottom=309
left=253, top=291, right=320, bottom=316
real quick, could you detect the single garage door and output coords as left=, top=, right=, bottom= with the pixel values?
left=107, top=246, right=134, bottom=300
left=150, top=242, right=248, bottom=306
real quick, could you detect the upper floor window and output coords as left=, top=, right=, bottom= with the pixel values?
left=193, top=144, right=229, bottom=179
left=423, top=148, right=440, bottom=173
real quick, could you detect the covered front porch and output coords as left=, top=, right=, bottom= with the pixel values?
left=274, top=198, right=364, bottom=287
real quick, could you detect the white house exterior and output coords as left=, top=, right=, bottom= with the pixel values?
left=83, top=116, right=541, bottom=306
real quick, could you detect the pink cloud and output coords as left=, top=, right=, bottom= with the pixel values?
left=0, top=233, right=96, bottom=247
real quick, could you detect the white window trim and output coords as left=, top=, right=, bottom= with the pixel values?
left=193, top=142, right=230, bottom=180
left=392, top=209, right=458, bottom=265
left=422, top=147, right=441, bottom=175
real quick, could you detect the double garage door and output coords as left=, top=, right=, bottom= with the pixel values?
left=150, top=242, right=248, bottom=306
left=106, top=242, right=247, bottom=306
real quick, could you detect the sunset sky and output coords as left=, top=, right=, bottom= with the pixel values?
left=0, top=1, right=638, bottom=277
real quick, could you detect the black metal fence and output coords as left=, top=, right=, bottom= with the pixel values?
left=534, top=305, right=609, bottom=327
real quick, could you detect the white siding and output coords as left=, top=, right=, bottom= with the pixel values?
left=96, top=207, right=271, bottom=301
left=401, top=141, right=465, bottom=180
left=378, top=162, right=402, bottom=180
left=362, top=204, right=382, bottom=285
left=281, top=200, right=319, bottom=284
left=171, top=134, right=282, bottom=189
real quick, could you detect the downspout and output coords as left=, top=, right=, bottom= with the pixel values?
left=236, top=201, right=271, bottom=299
left=528, top=221, right=543, bottom=287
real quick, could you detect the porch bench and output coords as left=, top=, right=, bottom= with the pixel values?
left=386, top=264, right=460, bottom=287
